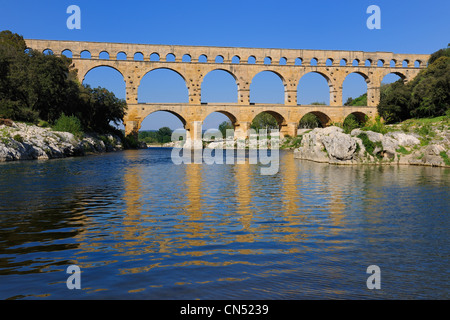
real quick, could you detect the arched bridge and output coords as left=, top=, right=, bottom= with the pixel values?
left=25, top=39, right=429, bottom=140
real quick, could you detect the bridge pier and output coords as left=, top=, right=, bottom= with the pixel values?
left=235, top=121, right=251, bottom=140
left=185, top=120, right=203, bottom=149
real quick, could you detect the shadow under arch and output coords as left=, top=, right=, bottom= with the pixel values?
left=251, top=110, right=287, bottom=130
left=299, top=111, right=332, bottom=128
left=344, top=111, right=368, bottom=124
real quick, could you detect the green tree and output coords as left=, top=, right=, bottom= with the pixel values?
left=218, top=120, right=233, bottom=138
left=299, top=113, right=321, bottom=129
left=409, top=56, right=449, bottom=118
left=251, top=112, right=278, bottom=131
left=377, top=49, right=450, bottom=123
left=157, top=126, right=173, bottom=143
left=0, top=30, right=128, bottom=135
left=377, top=80, right=412, bottom=123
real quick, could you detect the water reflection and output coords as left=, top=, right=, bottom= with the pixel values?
left=0, top=150, right=448, bottom=299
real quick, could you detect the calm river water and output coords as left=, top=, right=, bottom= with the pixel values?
left=0, top=148, right=448, bottom=300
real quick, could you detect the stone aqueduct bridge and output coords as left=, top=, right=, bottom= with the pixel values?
left=25, top=39, right=429, bottom=140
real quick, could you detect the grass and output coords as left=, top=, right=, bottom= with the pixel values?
left=281, top=135, right=303, bottom=149
left=396, top=146, right=412, bottom=155
left=0, top=128, right=11, bottom=144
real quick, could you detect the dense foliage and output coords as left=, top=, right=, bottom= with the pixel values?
left=218, top=120, right=234, bottom=138
left=0, top=30, right=127, bottom=134
left=377, top=47, right=450, bottom=123
left=139, top=127, right=173, bottom=144
left=251, top=112, right=278, bottom=131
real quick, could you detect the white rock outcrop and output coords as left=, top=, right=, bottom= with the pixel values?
left=0, top=122, right=124, bottom=162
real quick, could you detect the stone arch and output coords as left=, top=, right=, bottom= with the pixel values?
left=381, top=70, right=407, bottom=82
left=198, top=54, right=208, bottom=63
left=99, top=51, right=110, bottom=60
left=82, top=65, right=126, bottom=102
left=61, top=49, right=73, bottom=58
left=166, top=53, right=176, bottom=62
left=248, top=55, right=256, bottom=64
left=342, top=71, right=370, bottom=105
left=116, top=51, right=127, bottom=60
left=344, top=111, right=368, bottom=124
left=134, top=52, right=144, bottom=61
left=80, top=64, right=125, bottom=83
left=297, top=71, right=333, bottom=105
left=200, top=69, right=239, bottom=103
left=140, top=67, right=188, bottom=84
left=150, top=52, right=160, bottom=61
left=138, top=67, right=189, bottom=103
left=182, top=54, right=191, bottom=62
left=80, top=50, right=91, bottom=59
left=299, top=111, right=331, bottom=127
left=141, top=108, right=187, bottom=128
left=252, top=110, right=287, bottom=128
left=232, top=55, right=240, bottom=64
left=250, top=70, right=287, bottom=104
left=279, top=57, right=287, bottom=65
left=203, top=110, right=238, bottom=128
left=215, top=55, right=224, bottom=63
left=43, top=48, right=53, bottom=55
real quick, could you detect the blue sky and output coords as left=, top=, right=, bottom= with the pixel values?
left=1, top=0, right=449, bottom=130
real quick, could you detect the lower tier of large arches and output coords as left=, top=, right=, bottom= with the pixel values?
left=124, top=103, right=378, bottom=139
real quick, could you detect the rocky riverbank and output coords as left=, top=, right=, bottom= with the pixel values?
left=0, top=121, right=126, bottom=162
left=293, top=121, right=450, bottom=167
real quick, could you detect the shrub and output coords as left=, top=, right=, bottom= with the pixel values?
left=362, top=116, right=389, bottom=134
left=123, top=134, right=140, bottom=149
left=343, top=114, right=362, bottom=134
left=53, top=114, right=83, bottom=137
left=440, top=151, right=450, bottom=166
left=13, top=134, right=23, bottom=143
left=357, top=133, right=382, bottom=159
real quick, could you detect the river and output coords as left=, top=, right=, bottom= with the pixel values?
left=0, top=148, right=448, bottom=299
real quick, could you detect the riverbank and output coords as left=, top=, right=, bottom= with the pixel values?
left=0, top=121, right=127, bottom=162
left=292, top=118, right=450, bottom=167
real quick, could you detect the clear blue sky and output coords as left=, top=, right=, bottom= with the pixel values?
left=1, top=0, right=448, bottom=130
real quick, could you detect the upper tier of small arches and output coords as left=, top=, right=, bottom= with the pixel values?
left=30, top=39, right=429, bottom=69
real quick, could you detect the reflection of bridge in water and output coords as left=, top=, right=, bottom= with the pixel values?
left=25, top=39, right=429, bottom=141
